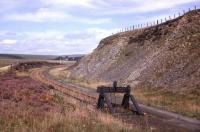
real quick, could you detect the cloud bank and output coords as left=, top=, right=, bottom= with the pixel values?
left=0, top=0, right=199, bottom=55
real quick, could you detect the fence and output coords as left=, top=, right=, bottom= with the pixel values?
left=112, top=6, right=198, bottom=34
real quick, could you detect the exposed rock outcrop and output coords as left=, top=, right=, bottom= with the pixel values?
left=69, top=10, right=200, bottom=91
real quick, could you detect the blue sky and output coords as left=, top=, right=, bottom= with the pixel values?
left=0, top=0, right=199, bottom=55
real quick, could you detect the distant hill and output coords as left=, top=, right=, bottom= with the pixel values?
left=0, top=54, right=86, bottom=61
left=0, top=54, right=57, bottom=60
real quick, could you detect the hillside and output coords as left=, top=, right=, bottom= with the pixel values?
left=69, top=9, right=200, bottom=92
left=0, top=54, right=57, bottom=60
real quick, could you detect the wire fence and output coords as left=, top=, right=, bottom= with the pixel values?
left=112, top=5, right=198, bottom=34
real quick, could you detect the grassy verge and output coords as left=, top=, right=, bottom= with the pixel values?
left=0, top=59, right=22, bottom=67
left=0, top=94, right=144, bottom=132
left=134, top=87, right=200, bottom=120
left=49, top=68, right=110, bottom=89
left=0, top=107, right=143, bottom=132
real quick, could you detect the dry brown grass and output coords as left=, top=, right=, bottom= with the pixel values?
left=15, top=71, right=30, bottom=77
left=0, top=59, right=24, bottom=68
left=0, top=66, right=11, bottom=73
left=49, top=68, right=110, bottom=89
left=66, top=78, right=109, bottom=89
left=0, top=95, right=144, bottom=132
left=134, top=87, right=200, bottom=120
left=0, top=70, right=146, bottom=132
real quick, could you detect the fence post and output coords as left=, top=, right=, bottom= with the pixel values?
left=195, top=6, right=197, bottom=10
left=165, top=17, right=167, bottom=21
left=174, top=14, right=175, bottom=19
left=161, top=19, right=162, bottom=23
left=169, top=16, right=171, bottom=20
left=189, top=8, right=190, bottom=12
left=179, top=12, right=181, bottom=17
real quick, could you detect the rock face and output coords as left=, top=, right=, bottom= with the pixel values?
left=69, top=10, right=200, bottom=91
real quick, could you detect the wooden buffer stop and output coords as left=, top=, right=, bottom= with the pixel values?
left=97, top=81, right=144, bottom=115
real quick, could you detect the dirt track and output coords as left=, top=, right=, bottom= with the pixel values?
left=30, top=68, right=97, bottom=105
left=30, top=66, right=200, bottom=132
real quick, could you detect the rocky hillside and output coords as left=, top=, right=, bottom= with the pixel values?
left=69, top=10, right=200, bottom=91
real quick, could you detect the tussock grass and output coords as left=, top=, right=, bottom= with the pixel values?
left=134, top=87, right=200, bottom=120
left=0, top=97, right=143, bottom=132
left=50, top=68, right=109, bottom=89
left=0, top=66, right=11, bottom=73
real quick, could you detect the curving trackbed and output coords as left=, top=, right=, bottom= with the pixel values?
left=30, top=66, right=200, bottom=132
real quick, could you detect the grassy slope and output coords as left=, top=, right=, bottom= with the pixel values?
left=0, top=59, right=20, bottom=68
left=0, top=101, right=140, bottom=132
left=134, top=87, right=200, bottom=120
left=0, top=69, right=146, bottom=132
left=0, top=54, right=57, bottom=60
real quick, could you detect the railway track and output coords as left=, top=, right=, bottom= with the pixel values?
left=30, top=68, right=98, bottom=106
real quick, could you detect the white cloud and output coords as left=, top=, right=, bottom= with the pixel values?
left=0, top=1, right=24, bottom=13
left=74, top=17, right=111, bottom=24
left=41, top=0, right=94, bottom=8
left=94, top=0, right=198, bottom=15
left=4, top=8, right=70, bottom=22
left=3, top=8, right=111, bottom=24
left=0, top=28, right=118, bottom=55
left=1, top=0, right=197, bottom=24
left=0, top=39, right=17, bottom=45
left=0, top=0, right=198, bottom=55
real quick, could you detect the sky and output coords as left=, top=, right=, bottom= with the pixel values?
left=0, top=0, right=200, bottom=55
